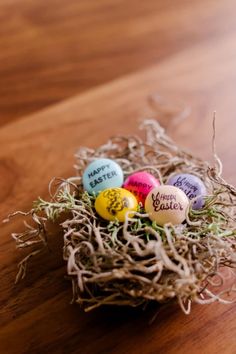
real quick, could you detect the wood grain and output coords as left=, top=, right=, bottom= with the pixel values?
left=1, top=22, right=236, bottom=352
left=1, top=0, right=236, bottom=125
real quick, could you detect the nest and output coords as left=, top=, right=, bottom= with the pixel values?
left=7, top=119, right=236, bottom=314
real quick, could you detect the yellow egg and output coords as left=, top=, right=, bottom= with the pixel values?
left=145, top=185, right=189, bottom=226
left=95, top=187, right=138, bottom=222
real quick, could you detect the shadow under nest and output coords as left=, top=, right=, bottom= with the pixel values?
left=7, top=120, right=236, bottom=314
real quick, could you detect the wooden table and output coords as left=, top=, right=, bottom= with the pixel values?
left=0, top=1, right=236, bottom=353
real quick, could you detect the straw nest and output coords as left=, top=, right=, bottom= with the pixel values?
left=7, top=120, right=236, bottom=313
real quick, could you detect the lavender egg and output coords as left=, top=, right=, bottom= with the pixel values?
left=166, top=173, right=206, bottom=210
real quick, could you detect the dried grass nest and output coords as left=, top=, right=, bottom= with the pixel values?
left=7, top=119, right=236, bottom=314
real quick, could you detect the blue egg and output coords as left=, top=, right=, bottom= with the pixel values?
left=82, top=158, right=124, bottom=194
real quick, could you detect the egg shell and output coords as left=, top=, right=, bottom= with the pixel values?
left=123, top=171, right=160, bottom=205
left=95, top=187, right=138, bottom=222
left=82, top=158, right=123, bottom=195
left=145, top=185, right=189, bottom=226
left=166, top=173, right=206, bottom=209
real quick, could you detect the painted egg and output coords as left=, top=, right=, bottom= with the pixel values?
left=123, top=171, right=160, bottom=205
left=95, top=187, right=138, bottom=222
left=145, top=185, right=189, bottom=226
left=166, top=173, right=206, bottom=209
left=82, top=158, right=123, bottom=194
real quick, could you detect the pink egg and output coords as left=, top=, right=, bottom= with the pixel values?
left=123, top=171, right=160, bottom=205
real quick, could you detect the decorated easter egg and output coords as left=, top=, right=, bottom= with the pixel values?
left=83, top=158, right=123, bottom=194
left=166, top=173, right=206, bottom=209
left=145, top=185, right=189, bottom=226
left=123, top=171, right=160, bottom=205
left=95, top=187, right=138, bottom=222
